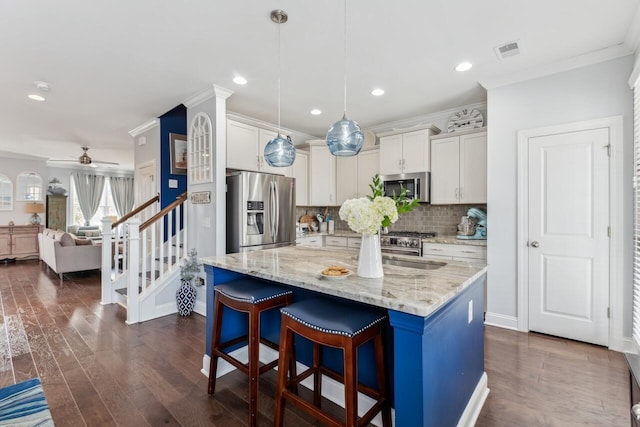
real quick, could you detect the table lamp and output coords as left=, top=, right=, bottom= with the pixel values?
left=25, top=203, right=45, bottom=225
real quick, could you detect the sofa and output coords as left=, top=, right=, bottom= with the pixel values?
left=38, top=228, right=102, bottom=280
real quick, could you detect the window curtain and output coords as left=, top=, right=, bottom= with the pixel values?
left=110, top=177, right=135, bottom=218
left=72, top=172, right=105, bottom=226
left=632, top=69, right=640, bottom=350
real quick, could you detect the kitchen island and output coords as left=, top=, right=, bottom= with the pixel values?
left=201, top=246, right=488, bottom=427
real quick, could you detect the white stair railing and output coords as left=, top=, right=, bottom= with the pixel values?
left=101, top=192, right=188, bottom=324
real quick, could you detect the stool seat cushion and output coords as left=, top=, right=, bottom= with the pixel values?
left=215, top=279, right=292, bottom=304
left=281, top=299, right=386, bottom=338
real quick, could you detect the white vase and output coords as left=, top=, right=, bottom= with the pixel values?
left=358, top=233, right=384, bottom=278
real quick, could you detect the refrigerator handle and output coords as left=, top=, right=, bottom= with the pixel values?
left=269, top=181, right=277, bottom=241
left=273, top=181, right=279, bottom=239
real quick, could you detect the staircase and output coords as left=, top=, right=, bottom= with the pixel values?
left=100, top=192, right=189, bottom=324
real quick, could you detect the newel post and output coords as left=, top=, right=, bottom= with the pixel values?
left=101, top=217, right=113, bottom=305
left=127, top=218, right=141, bottom=324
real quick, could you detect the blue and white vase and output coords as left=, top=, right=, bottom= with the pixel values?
left=176, top=279, right=196, bottom=316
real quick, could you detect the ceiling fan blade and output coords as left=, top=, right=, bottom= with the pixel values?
left=92, top=160, right=120, bottom=166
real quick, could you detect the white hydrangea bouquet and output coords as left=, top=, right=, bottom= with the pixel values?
left=339, top=175, right=419, bottom=278
left=339, top=175, right=419, bottom=235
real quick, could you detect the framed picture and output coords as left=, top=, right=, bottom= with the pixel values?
left=170, top=133, right=188, bottom=175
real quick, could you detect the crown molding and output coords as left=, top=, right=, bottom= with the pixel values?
left=480, top=44, right=632, bottom=90
left=366, top=101, right=486, bottom=135
left=225, top=111, right=317, bottom=142
left=128, top=118, right=159, bottom=137
left=183, top=84, right=234, bottom=109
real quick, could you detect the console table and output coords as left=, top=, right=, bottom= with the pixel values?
left=0, top=225, right=42, bottom=261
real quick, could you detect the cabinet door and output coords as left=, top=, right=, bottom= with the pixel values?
left=227, top=120, right=259, bottom=171
left=430, top=136, right=460, bottom=204
left=258, top=129, right=284, bottom=175
left=402, top=129, right=430, bottom=173
left=336, top=156, right=358, bottom=204
left=292, top=151, right=308, bottom=206
left=357, top=149, right=379, bottom=198
left=459, top=132, right=487, bottom=204
left=0, top=233, right=10, bottom=257
left=379, top=135, right=403, bottom=175
left=308, top=146, right=336, bottom=205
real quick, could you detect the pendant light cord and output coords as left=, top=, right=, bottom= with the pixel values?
left=277, top=17, right=282, bottom=134
left=343, top=0, right=347, bottom=115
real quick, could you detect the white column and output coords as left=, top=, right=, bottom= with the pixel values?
left=100, top=217, right=113, bottom=305
left=126, top=218, right=141, bottom=324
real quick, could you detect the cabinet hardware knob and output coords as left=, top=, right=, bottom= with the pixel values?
left=632, top=403, right=640, bottom=420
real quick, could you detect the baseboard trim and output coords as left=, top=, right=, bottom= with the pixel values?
left=201, top=345, right=394, bottom=427
left=611, top=336, right=635, bottom=353
left=457, top=372, right=489, bottom=427
left=193, top=300, right=206, bottom=316
left=484, top=312, right=519, bottom=330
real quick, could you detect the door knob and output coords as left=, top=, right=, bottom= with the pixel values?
left=530, top=241, right=540, bottom=248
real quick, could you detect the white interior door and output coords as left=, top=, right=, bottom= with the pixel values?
left=528, top=127, right=610, bottom=346
left=135, top=161, right=156, bottom=222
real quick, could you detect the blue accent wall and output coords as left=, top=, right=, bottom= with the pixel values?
left=160, top=104, right=187, bottom=209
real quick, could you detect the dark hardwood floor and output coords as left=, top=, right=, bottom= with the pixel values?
left=0, top=261, right=630, bottom=426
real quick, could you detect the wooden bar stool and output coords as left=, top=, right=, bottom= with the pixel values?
left=207, top=279, right=294, bottom=427
left=274, top=298, right=392, bottom=427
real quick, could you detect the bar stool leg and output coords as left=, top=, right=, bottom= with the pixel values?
left=207, top=294, right=224, bottom=395
left=313, top=342, right=322, bottom=408
left=375, top=333, right=392, bottom=427
left=343, top=341, right=359, bottom=427
left=248, top=306, right=260, bottom=427
left=274, top=320, right=292, bottom=427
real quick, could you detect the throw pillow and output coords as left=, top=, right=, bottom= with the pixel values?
left=56, top=232, right=76, bottom=247
left=73, top=238, right=92, bottom=246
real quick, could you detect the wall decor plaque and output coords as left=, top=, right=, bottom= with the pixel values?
left=191, top=191, right=211, bottom=204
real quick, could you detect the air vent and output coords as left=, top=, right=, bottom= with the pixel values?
left=494, top=40, right=521, bottom=60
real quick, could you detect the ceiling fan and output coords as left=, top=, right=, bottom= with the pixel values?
left=49, top=147, right=119, bottom=168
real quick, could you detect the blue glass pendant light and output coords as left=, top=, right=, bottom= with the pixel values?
left=264, top=10, right=296, bottom=167
left=326, top=0, right=363, bottom=157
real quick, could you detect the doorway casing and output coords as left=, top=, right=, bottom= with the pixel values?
left=516, top=116, right=626, bottom=351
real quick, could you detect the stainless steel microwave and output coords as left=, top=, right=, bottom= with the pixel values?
left=379, top=172, right=429, bottom=202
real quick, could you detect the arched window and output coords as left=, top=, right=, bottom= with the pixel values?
left=188, top=112, right=213, bottom=183
left=16, top=171, right=42, bottom=201
left=0, top=174, right=12, bottom=210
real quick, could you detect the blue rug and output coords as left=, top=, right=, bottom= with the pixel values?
left=0, top=378, right=54, bottom=426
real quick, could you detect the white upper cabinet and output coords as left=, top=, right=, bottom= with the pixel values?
left=336, top=155, right=358, bottom=204
left=292, top=150, right=308, bottom=206
left=356, top=148, right=379, bottom=198
left=226, top=119, right=287, bottom=175
left=227, top=120, right=260, bottom=171
left=430, top=128, right=487, bottom=204
left=336, top=147, right=380, bottom=204
left=378, top=126, right=439, bottom=175
left=302, top=140, right=337, bottom=206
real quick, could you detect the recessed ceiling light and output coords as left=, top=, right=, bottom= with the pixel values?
left=371, top=88, right=385, bottom=96
left=310, top=109, right=322, bottom=115
left=455, top=62, right=473, bottom=72
left=28, top=94, right=45, bottom=101
left=233, top=76, right=247, bottom=85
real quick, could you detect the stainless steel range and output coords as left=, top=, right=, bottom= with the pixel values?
left=380, top=231, right=437, bottom=256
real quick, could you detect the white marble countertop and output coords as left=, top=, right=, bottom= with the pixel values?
left=201, top=246, right=487, bottom=317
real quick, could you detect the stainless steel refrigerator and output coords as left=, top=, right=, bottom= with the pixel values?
left=226, top=171, right=296, bottom=253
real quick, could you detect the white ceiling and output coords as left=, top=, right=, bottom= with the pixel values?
left=0, top=0, right=637, bottom=171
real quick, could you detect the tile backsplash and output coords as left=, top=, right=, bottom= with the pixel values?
left=296, top=204, right=487, bottom=236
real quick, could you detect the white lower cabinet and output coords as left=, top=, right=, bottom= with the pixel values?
left=296, top=236, right=323, bottom=247
left=347, top=237, right=362, bottom=249
left=325, top=236, right=348, bottom=247
left=422, top=243, right=486, bottom=262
